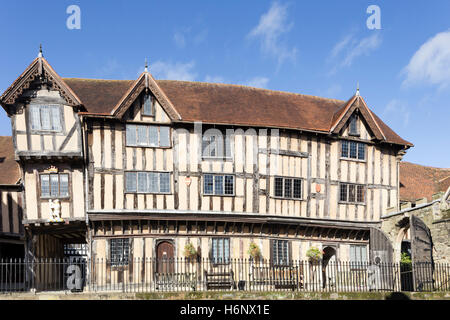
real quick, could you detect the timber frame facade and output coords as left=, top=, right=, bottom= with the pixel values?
left=0, top=52, right=414, bottom=268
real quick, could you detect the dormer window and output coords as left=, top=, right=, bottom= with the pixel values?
left=142, top=94, right=153, bottom=116
left=29, top=105, right=62, bottom=132
left=349, top=114, right=359, bottom=136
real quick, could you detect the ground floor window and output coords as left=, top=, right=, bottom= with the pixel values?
left=211, top=238, right=230, bottom=264
left=110, top=238, right=130, bottom=266
left=349, top=245, right=367, bottom=267
left=272, top=240, right=289, bottom=265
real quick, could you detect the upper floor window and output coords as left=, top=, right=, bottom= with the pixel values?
left=348, top=114, right=359, bottom=136
left=274, top=177, right=302, bottom=199
left=341, top=140, right=365, bottom=160
left=126, top=124, right=170, bottom=147
left=272, top=240, right=289, bottom=266
left=211, top=238, right=230, bottom=264
left=110, top=238, right=130, bottom=267
left=142, top=94, right=153, bottom=116
left=202, top=129, right=232, bottom=159
left=125, top=171, right=171, bottom=194
left=339, top=183, right=365, bottom=204
left=29, top=105, right=62, bottom=132
left=203, top=174, right=235, bottom=196
left=40, top=173, right=69, bottom=198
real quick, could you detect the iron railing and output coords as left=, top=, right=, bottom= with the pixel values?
left=0, top=258, right=448, bottom=293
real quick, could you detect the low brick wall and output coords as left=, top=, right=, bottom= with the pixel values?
left=0, top=291, right=449, bottom=300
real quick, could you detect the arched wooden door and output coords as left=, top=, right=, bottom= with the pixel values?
left=156, top=241, right=175, bottom=274
left=410, top=215, right=434, bottom=291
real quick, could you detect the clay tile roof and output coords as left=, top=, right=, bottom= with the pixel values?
left=63, top=78, right=134, bottom=115
left=0, top=136, right=20, bottom=185
left=399, top=161, right=450, bottom=202
left=62, top=78, right=411, bottom=146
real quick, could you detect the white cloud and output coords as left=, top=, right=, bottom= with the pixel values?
left=383, top=99, right=410, bottom=127
left=150, top=61, right=197, bottom=81
left=243, top=77, right=270, bottom=89
left=248, top=2, right=297, bottom=66
left=402, top=30, right=450, bottom=89
left=342, top=33, right=382, bottom=67
left=328, top=33, right=382, bottom=74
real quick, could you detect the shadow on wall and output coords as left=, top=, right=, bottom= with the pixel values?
left=385, top=292, right=411, bottom=300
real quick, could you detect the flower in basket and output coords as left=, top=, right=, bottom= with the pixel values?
left=306, top=247, right=323, bottom=263
left=247, top=241, right=262, bottom=260
left=183, top=242, right=198, bottom=260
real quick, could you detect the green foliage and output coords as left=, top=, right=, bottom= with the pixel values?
left=183, top=242, right=197, bottom=259
left=400, top=252, right=412, bottom=265
left=247, top=242, right=261, bottom=260
left=306, top=247, right=323, bottom=262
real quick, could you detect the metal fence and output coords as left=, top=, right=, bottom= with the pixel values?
left=0, top=258, right=449, bottom=293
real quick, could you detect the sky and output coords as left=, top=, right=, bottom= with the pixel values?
left=0, top=0, right=449, bottom=168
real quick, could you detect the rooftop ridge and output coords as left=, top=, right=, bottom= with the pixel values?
left=401, top=161, right=450, bottom=171
left=63, top=77, right=346, bottom=105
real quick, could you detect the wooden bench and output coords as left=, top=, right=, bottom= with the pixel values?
left=250, top=265, right=300, bottom=290
left=204, top=270, right=235, bottom=290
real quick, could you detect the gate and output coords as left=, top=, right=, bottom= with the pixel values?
left=369, top=227, right=394, bottom=290
left=410, top=215, right=434, bottom=291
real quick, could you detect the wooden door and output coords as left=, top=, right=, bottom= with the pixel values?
left=156, top=241, right=174, bottom=274
left=410, top=215, right=434, bottom=291
left=369, top=227, right=394, bottom=290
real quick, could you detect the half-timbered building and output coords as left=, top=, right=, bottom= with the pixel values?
left=0, top=51, right=414, bottom=271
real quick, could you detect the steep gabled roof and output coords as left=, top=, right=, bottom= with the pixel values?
left=0, top=56, right=413, bottom=148
left=0, top=136, right=20, bottom=185
left=0, top=57, right=83, bottom=114
left=330, top=94, right=386, bottom=141
left=110, top=72, right=181, bottom=120
left=64, top=78, right=412, bottom=146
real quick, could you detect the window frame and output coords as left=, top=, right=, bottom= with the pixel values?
left=273, top=176, right=303, bottom=200
left=203, top=174, right=235, bottom=196
left=39, top=173, right=70, bottom=199
left=339, top=183, right=366, bottom=204
left=349, top=244, right=368, bottom=269
left=124, top=171, right=172, bottom=194
left=271, top=239, right=290, bottom=266
left=211, top=237, right=230, bottom=265
left=141, top=93, right=154, bottom=116
left=201, top=130, right=233, bottom=160
left=348, top=114, right=360, bottom=136
left=340, top=140, right=366, bottom=161
left=110, top=238, right=130, bottom=267
left=29, top=104, right=64, bottom=134
left=125, top=124, right=171, bottom=148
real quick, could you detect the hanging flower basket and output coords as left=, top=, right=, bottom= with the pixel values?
left=183, top=242, right=198, bottom=262
left=247, top=242, right=262, bottom=261
left=306, top=247, right=323, bottom=264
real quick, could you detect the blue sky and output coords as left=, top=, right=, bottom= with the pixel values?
left=0, top=1, right=449, bottom=168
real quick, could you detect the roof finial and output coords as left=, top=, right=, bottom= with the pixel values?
left=356, top=81, right=360, bottom=96
left=38, top=44, right=43, bottom=58
left=144, top=58, right=148, bottom=72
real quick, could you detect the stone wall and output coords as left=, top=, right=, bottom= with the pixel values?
left=381, top=189, right=450, bottom=264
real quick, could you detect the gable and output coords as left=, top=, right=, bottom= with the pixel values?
left=331, top=95, right=385, bottom=142
left=123, top=89, right=171, bottom=123
left=111, top=72, right=181, bottom=121
left=340, top=111, right=376, bottom=141
left=0, top=57, right=83, bottom=115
